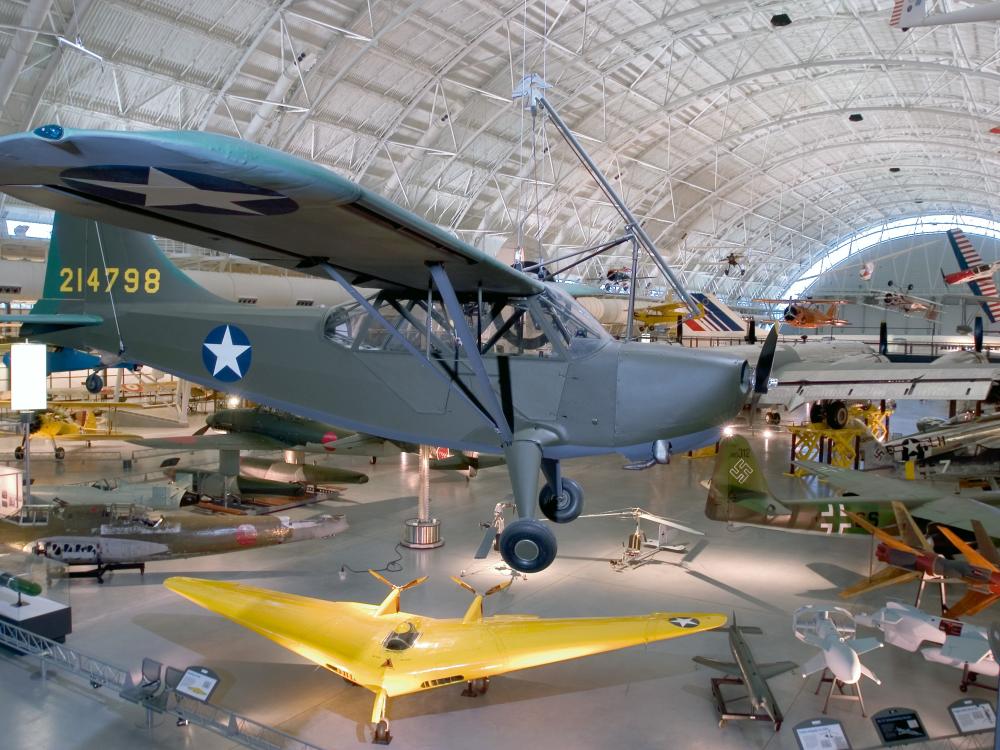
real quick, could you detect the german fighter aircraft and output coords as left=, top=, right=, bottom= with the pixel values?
left=0, top=126, right=772, bottom=574
left=165, top=571, right=726, bottom=743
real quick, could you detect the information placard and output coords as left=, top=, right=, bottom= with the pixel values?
left=176, top=666, right=220, bottom=703
left=948, top=698, right=996, bottom=735
left=793, top=718, right=852, bottom=750
left=871, top=707, right=928, bottom=746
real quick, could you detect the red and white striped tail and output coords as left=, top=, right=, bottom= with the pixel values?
left=950, top=229, right=1000, bottom=322
left=889, top=0, right=906, bottom=26
left=952, top=229, right=984, bottom=267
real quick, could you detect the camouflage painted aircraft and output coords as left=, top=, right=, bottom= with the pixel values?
left=166, top=571, right=725, bottom=743
left=705, top=436, right=1000, bottom=538
left=0, top=501, right=346, bottom=582
left=0, top=126, right=772, bottom=573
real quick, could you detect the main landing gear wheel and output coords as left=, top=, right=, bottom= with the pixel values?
left=825, top=400, right=848, bottom=430
left=14, top=446, right=24, bottom=460
left=538, top=478, right=583, bottom=523
left=809, top=403, right=825, bottom=425
left=373, top=720, right=392, bottom=745
left=499, top=519, right=557, bottom=573
left=84, top=372, right=104, bottom=394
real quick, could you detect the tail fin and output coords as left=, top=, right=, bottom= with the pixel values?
left=946, top=229, right=1000, bottom=322
left=706, top=436, right=777, bottom=520
left=34, top=212, right=223, bottom=316
left=889, top=0, right=924, bottom=29
left=684, top=293, right=747, bottom=336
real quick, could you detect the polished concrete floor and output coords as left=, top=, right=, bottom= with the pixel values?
left=0, top=402, right=994, bottom=750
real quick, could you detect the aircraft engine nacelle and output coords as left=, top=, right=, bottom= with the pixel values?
left=27, top=536, right=170, bottom=563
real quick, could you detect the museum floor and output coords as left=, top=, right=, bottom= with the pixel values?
left=0, top=402, right=991, bottom=750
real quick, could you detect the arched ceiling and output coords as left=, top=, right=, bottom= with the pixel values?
left=0, top=0, right=998, bottom=300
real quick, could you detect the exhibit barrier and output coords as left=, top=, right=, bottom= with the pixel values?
left=0, top=619, right=329, bottom=750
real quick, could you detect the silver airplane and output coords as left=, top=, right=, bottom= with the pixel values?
left=693, top=613, right=797, bottom=730
left=0, top=126, right=776, bottom=574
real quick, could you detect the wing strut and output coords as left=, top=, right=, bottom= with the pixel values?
left=429, top=263, right=513, bottom=444
left=317, top=262, right=508, bottom=441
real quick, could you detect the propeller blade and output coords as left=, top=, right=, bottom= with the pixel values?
left=878, top=321, right=888, bottom=356
left=753, top=326, right=779, bottom=395
left=193, top=423, right=211, bottom=435
left=451, top=576, right=477, bottom=595
left=638, top=512, right=704, bottom=536
left=399, top=576, right=429, bottom=592
left=485, top=579, right=513, bottom=596
left=369, top=569, right=394, bottom=588
left=975, top=316, right=984, bottom=353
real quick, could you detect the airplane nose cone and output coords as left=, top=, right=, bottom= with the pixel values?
left=829, top=642, right=862, bottom=684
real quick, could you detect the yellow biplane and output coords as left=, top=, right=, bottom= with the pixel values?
left=166, top=572, right=725, bottom=744
left=633, top=300, right=704, bottom=331
left=1, top=400, right=142, bottom=459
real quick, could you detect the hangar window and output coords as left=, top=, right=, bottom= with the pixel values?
left=784, top=214, right=1000, bottom=298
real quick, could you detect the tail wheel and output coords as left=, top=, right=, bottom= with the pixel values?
left=14, top=446, right=24, bottom=460
left=538, top=478, right=584, bottom=523
left=54, top=447, right=66, bottom=460
left=85, top=373, right=104, bottom=394
left=499, top=519, right=557, bottom=573
left=373, top=720, right=392, bottom=745
left=825, top=401, right=849, bottom=430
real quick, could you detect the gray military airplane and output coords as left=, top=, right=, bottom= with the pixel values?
left=693, top=614, right=797, bottom=730
left=0, top=126, right=774, bottom=573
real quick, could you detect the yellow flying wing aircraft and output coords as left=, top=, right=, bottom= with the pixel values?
left=166, top=572, right=725, bottom=744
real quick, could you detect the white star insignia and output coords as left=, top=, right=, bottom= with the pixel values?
left=669, top=617, right=700, bottom=628
left=70, top=167, right=283, bottom=214
left=204, top=326, right=250, bottom=378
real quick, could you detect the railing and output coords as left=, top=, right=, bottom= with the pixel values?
left=0, top=619, right=330, bottom=750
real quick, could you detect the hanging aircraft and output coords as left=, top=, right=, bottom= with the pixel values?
left=0, top=500, right=346, bottom=582
left=890, top=0, right=1000, bottom=30
left=0, top=125, right=777, bottom=574
left=842, top=506, right=1000, bottom=619
left=0, top=344, right=139, bottom=394
left=863, top=286, right=941, bottom=321
left=753, top=298, right=850, bottom=328
left=704, top=436, right=1000, bottom=539
left=859, top=261, right=875, bottom=281
left=164, top=572, right=726, bottom=743
left=0, top=400, right=143, bottom=459
left=943, top=229, right=1000, bottom=323
left=719, top=252, right=746, bottom=277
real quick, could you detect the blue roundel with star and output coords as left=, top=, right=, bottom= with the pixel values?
left=202, top=325, right=252, bottom=382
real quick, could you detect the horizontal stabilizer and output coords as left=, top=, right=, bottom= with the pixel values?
left=692, top=656, right=740, bottom=676
left=859, top=663, right=881, bottom=686
left=0, top=313, right=103, bottom=330
left=938, top=635, right=992, bottom=665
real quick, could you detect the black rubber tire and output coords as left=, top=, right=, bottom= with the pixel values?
left=85, top=372, right=104, bottom=394
left=809, top=403, right=825, bottom=424
left=538, top=478, right=584, bottom=523
left=825, top=400, right=849, bottom=430
left=14, top=446, right=24, bottom=460
left=499, top=519, right=557, bottom=573
left=54, top=447, right=66, bottom=460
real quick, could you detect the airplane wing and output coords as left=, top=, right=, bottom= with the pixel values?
left=839, top=567, right=921, bottom=598
left=0, top=129, right=545, bottom=296
left=911, top=497, right=1000, bottom=539
left=692, top=656, right=740, bottom=676
left=131, top=433, right=293, bottom=452
left=768, top=361, right=1000, bottom=405
left=792, top=460, right=943, bottom=502
left=938, top=634, right=993, bottom=664
left=846, top=637, right=883, bottom=656
left=758, top=661, right=798, bottom=680
left=60, top=432, right=144, bottom=441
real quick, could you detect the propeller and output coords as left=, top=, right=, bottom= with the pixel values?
left=451, top=576, right=512, bottom=598
left=369, top=570, right=428, bottom=592
left=193, top=422, right=211, bottom=436
left=745, top=317, right=757, bottom=345
left=878, top=321, right=888, bottom=356
left=746, top=326, right=778, bottom=428
left=975, top=316, right=984, bottom=353
left=580, top=507, right=704, bottom=537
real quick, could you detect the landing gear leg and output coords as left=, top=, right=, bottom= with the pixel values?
left=371, top=689, right=391, bottom=745
left=499, top=438, right=557, bottom=574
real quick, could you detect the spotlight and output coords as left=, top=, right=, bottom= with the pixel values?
left=763, top=429, right=774, bottom=439
left=723, top=425, right=735, bottom=437
left=848, top=113, right=864, bottom=122
left=226, top=395, right=241, bottom=408
left=770, top=13, right=792, bottom=27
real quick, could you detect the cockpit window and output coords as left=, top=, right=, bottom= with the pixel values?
left=383, top=621, right=420, bottom=651
left=322, top=286, right=609, bottom=360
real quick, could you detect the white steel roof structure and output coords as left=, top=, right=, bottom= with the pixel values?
left=0, top=0, right=997, bottom=299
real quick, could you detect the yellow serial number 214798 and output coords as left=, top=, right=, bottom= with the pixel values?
left=58, top=267, right=161, bottom=294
